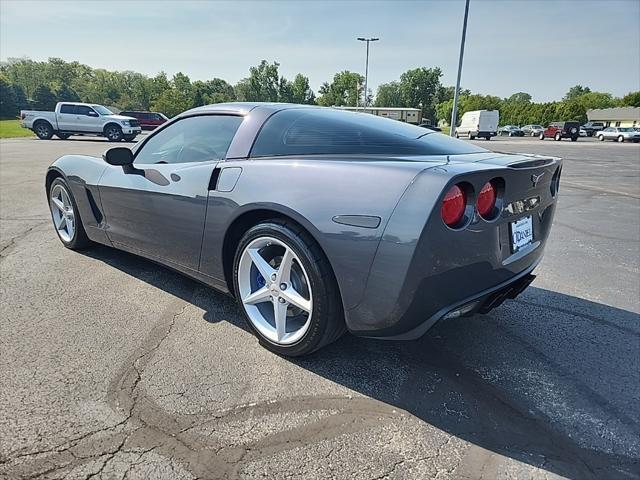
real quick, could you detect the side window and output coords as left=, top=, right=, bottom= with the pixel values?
left=59, top=104, right=76, bottom=114
left=134, top=115, right=244, bottom=165
left=76, top=105, right=95, bottom=116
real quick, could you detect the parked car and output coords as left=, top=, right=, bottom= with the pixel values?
left=498, top=125, right=524, bottom=137
left=120, top=111, right=168, bottom=130
left=521, top=125, right=544, bottom=136
left=45, top=103, right=561, bottom=356
left=21, top=102, right=141, bottom=141
left=455, top=110, right=499, bottom=140
left=418, top=123, right=442, bottom=132
left=579, top=127, right=588, bottom=137
left=596, top=127, right=640, bottom=143
left=581, top=121, right=606, bottom=137
left=539, top=122, right=580, bottom=141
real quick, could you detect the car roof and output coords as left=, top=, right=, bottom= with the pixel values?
left=181, top=102, right=317, bottom=117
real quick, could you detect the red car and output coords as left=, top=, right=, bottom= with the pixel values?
left=539, top=121, right=580, bottom=141
left=120, top=111, right=168, bottom=130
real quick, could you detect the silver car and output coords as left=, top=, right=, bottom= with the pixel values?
left=596, top=127, right=640, bottom=143
left=45, top=103, right=562, bottom=356
left=521, top=124, right=544, bottom=136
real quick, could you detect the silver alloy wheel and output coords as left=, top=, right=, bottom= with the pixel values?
left=49, top=184, right=75, bottom=242
left=238, top=236, right=313, bottom=345
left=35, top=124, right=50, bottom=138
left=106, top=126, right=121, bottom=141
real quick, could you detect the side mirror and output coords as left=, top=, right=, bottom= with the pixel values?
left=103, top=147, right=133, bottom=166
left=88, top=111, right=99, bottom=117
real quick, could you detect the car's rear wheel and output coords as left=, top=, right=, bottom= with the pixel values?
left=233, top=220, right=344, bottom=356
left=104, top=124, right=123, bottom=142
left=554, top=133, right=562, bottom=141
left=34, top=121, right=53, bottom=140
left=599, top=134, right=605, bottom=141
left=48, top=178, right=90, bottom=250
left=617, top=135, right=624, bottom=143
left=539, top=133, right=545, bottom=140
left=571, top=136, right=578, bottom=142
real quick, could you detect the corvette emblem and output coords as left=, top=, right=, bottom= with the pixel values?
left=531, top=172, right=545, bottom=187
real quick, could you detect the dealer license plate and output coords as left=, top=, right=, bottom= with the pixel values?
left=510, top=216, right=533, bottom=252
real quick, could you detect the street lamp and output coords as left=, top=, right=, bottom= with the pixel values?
left=450, top=0, right=470, bottom=137
left=357, top=37, right=379, bottom=108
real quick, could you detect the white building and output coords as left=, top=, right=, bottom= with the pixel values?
left=333, top=106, right=423, bottom=125
left=587, top=107, right=640, bottom=128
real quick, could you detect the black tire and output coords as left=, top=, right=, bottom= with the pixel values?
left=571, top=136, right=578, bottom=142
left=485, top=136, right=491, bottom=140
left=539, top=133, right=545, bottom=140
left=554, top=133, right=562, bottom=141
left=233, top=220, right=345, bottom=356
left=56, top=132, right=71, bottom=140
left=599, top=134, right=605, bottom=141
left=48, top=177, right=91, bottom=250
left=34, top=121, right=54, bottom=140
left=508, top=132, right=513, bottom=137
left=617, top=135, right=624, bottom=143
left=104, top=124, right=123, bottom=142
left=123, top=134, right=137, bottom=142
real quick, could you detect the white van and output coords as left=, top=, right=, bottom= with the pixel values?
left=456, top=110, right=499, bottom=140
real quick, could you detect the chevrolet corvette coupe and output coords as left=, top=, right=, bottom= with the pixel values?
left=46, top=103, right=561, bottom=356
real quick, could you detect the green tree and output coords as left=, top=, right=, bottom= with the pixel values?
left=150, top=88, right=192, bottom=118
left=397, top=67, right=443, bottom=122
left=0, top=75, right=19, bottom=118
left=374, top=81, right=403, bottom=107
left=32, top=84, right=57, bottom=110
left=12, top=83, right=28, bottom=110
left=290, top=74, right=314, bottom=104
left=621, top=91, right=640, bottom=107
left=564, top=85, right=591, bottom=101
left=235, top=60, right=281, bottom=102
left=507, top=92, right=532, bottom=103
left=317, top=71, right=363, bottom=106
left=54, top=83, right=80, bottom=102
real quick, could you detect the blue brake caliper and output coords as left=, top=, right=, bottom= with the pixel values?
left=255, top=271, right=266, bottom=288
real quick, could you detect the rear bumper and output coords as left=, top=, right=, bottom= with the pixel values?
left=373, top=266, right=538, bottom=340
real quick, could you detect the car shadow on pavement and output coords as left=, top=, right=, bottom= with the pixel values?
left=82, top=245, right=640, bottom=480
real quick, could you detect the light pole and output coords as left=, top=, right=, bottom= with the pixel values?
left=450, top=0, right=470, bottom=137
left=357, top=37, right=379, bottom=108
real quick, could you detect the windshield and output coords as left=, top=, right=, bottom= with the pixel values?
left=92, top=105, right=113, bottom=115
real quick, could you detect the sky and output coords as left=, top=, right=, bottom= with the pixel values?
left=1, top=0, right=639, bottom=102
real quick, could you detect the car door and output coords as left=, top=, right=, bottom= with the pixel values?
left=75, top=105, right=102, bottom=132
left=56, top=104, right=77, bottom=131
left=98, top=114, right=245, bottom=270
left=603, top=127, right=614, bottom=140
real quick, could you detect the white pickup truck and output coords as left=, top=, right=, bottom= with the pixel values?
left=20, top=102, right=142, bottom=142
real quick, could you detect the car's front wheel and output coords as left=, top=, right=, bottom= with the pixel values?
left=233, top=220, right=344, bottom=356
left=539, top=133, right=545, bottom=140
left=599, top=134, right=605, bottom=141
left=554, top=133, right=562, bottom=141
left=48, top=177, right=90, bottom=249
left=104, top=124, right=123, bottom=142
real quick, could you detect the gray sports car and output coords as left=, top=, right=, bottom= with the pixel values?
left=46, top=103, right=562, bottom=356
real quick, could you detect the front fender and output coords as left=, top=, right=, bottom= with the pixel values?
left=46, top=155, right=110, bottom=244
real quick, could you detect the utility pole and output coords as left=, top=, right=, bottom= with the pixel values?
left=357, top=37, right=379, bottom=108
left=450, top=0, right=470, bottom=137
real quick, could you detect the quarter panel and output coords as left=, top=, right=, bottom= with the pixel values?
left=199, top=157, right=440, bottom=310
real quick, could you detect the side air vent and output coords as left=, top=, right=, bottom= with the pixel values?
left=85, top=187, right=103, bottom=224
left=208, top=167, right=221, bottom=191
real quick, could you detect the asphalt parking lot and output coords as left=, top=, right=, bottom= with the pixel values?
left=1, top=135, right=639, bottom=479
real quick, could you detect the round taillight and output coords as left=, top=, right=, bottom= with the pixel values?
left=477, top=181, right=497, bottom=218
left=441, top=184, right=466, bottom=227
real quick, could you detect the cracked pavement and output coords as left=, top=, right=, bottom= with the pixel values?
left=1, top=136, right=639, bottom=479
